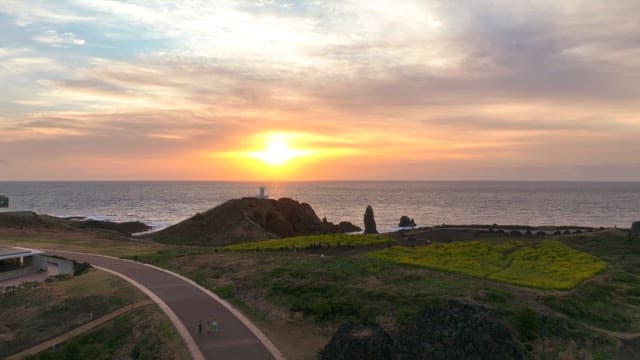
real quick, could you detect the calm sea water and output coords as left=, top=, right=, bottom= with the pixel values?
left=0, top=181, right=638, bottom=232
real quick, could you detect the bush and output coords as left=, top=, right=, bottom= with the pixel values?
left=73, top=261, right=92, bottom=276
left=394, top=300, right=523, bottom=359
left=321, top=321, right=393, bottom=360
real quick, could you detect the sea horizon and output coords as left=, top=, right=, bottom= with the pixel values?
left=1, top=181, right=638, bottom=232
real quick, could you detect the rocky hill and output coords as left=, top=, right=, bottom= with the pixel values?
left=151, top=197, right=360, bottom=246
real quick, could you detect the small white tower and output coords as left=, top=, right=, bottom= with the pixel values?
left=258, top=186, right=267, bottom=199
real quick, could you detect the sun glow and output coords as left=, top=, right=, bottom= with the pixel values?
left=249, top=134, right=312, bottom=166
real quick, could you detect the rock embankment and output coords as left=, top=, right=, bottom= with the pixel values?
left=152, top=197, right=359, bottom=246
left=74, top=219, right=151, bottom=235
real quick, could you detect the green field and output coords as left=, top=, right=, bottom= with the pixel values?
left=224, top=233, right=393, bottom=251
left=367, top=239, right=606, bottom=289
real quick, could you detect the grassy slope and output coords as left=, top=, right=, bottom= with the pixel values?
left=0, top=270, right=184, bottom=358
left=0, top=270, right=147, bottom=357
left=0, top=229, right=166, bottom=257
left=27, top=306, right=190, bottom=360
left=367, top=239, right=606, bottom=289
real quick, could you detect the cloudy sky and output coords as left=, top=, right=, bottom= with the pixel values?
left=1, top=0, right=639, bottom=180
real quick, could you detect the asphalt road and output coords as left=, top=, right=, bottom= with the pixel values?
left=51, top=251, right=278, bottom=360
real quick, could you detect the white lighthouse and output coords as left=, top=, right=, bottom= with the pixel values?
left=258, top=186, right=267, bottom=199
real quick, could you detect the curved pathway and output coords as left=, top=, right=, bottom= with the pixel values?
left=50, top=250, right=283, bottom=360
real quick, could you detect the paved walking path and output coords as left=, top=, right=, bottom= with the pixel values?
left=49, top=250, right=282, bottom=360
left=8, top=300, right=153, bottom=360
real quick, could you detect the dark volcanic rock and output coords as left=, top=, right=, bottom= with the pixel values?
left=152, top=197, right=348, bottom=246
left=364, top=205, right=378, bottom=234
left=394, top=300, right=523, bottom=360
left=337, top=221, right=361, bottom=233
left=398, top=216, right=416, bottom=228
left=321, top=321, right=392, bottom=360
left=322, top=218, right=362, bottom=233
left=75, top=220, right=151, bottom=235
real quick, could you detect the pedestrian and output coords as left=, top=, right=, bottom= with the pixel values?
left=198, top=320, right=202, bottom=335
left=211, top=320, right=218, bottom=333
left=206, top=320, right=211, bottom=334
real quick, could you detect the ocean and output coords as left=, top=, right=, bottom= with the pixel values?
left=0, top=181, right=638, bottom=232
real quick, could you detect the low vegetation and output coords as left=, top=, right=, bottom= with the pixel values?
left=367, top=239, right=606, bottom=289
left=224, top=233, right=393, bottom=251
left=0, top=270, right=145, bottom=357
left=0, top=229, right=165, bottom=257
left=27, top=306, right=189, bottom=360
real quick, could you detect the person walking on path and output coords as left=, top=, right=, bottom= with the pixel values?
left=198, top=321, right=203, bottom=335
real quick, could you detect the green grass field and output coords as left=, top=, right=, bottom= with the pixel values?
left=367, top=239, right=606, bottom=289
left=224, top=233, right=393, bottom=251
left=28, top=306, right=189, bottom=360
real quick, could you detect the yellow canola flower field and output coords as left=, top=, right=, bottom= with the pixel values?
left=367, top=239, right=606, bottom=290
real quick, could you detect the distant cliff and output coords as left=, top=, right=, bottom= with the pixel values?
left=151, top=197, right=361, bottom=246
left=0, top=211, right=150, bottom=235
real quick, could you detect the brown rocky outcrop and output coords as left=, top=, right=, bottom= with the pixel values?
left=152, top=197, right=356, bottom=246
left=364, top=205, right=378, bottom=234
left=322, top=218, right=362, bottom=233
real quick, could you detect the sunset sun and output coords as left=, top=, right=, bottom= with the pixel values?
left=249, top=134, right=311, bottom=166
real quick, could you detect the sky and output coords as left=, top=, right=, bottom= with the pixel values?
left=0, top=0, right=639, bottom=181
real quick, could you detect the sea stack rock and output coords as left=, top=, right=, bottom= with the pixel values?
left=398, top=216, right=416, bottom=228
left=364, top=205, right=378, bottom=234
